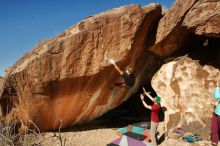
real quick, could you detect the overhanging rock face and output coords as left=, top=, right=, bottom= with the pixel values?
left=149, top=0, right=198, bottom=56
left=183, top=0, right=220, bottom=38
left=150, top=0, right=220, bottom=57
left=0, top=4, right=162, bottom=131
left=152, top=56, right=220, bottom=137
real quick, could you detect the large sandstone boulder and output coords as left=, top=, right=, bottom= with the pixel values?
left=149, top=0, right=220, bottom=56
left=0, top=4, right=162, bottom=131
left=152, top=56, right=220, bottom=137
left=183, top=0, right=220, bottom=38
left=149, top=0, right=197, bottom=56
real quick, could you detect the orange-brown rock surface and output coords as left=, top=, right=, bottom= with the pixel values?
left=149, top=0, right=220, bottom=56
left=152, top=56, right=220, bottom=137
left=183, top=0, right=220, bottom=38
left=0, top=4, right=162, bottom=131
left=149, top=0, right=197, bottom=56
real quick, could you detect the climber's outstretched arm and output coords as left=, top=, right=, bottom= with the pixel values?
left=109, top=59, right=123, bottom=75
left=140, top=94, right=152, bottom=110
left=143, top=87, right=155, bottom=102
left=113, top=63, right=123, bottom=76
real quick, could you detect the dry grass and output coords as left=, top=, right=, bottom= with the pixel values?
left=0, top=115, right=46, bottom=146
left=0, top=116, right=67, bottom=146
left=0, top=116, right=38, bottom=146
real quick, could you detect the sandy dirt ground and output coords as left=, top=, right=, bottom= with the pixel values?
left=0, top=109, right=215, bottom=146
left=34, top=128, right=213, bottom=146
left=8, top=109, right=213, bottom=146
left=33, top=119, right=213, bottom=146
left=36, top=128, right=117, bottom=146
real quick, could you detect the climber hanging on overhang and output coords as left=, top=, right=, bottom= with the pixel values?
left=109, top=58, right=136, bottom=88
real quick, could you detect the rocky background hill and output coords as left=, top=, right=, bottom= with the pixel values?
left=0, top=0, right=219, bottom=145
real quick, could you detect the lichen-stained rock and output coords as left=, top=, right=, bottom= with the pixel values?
left=0, top=4, right=162, bottom=131
left=152, top=56, right=220, bottom=137
left=183, top=0, right=220, bottom=38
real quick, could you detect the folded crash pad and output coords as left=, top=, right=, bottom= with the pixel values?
left=107, top=135, right=151, bottom=146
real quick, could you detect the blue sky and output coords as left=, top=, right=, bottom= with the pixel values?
left=0, top=0, right=174, bottom=76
